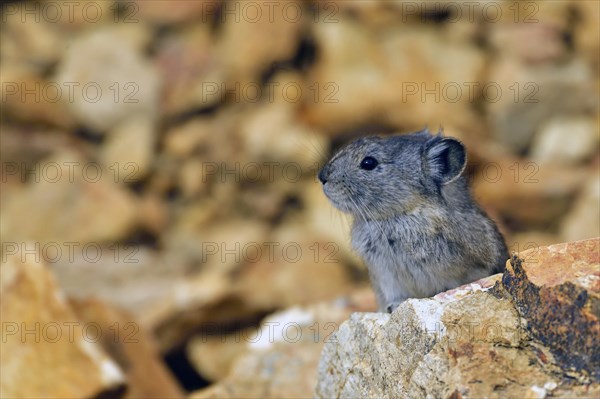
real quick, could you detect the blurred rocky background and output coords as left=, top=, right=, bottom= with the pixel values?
left=1, top=0, right=598, bottom=398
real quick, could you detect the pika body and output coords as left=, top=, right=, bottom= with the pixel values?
left=319, top=128, right=508, bottom=313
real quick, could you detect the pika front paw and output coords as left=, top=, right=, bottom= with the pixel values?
left=385, top=302, right=402, bottom=313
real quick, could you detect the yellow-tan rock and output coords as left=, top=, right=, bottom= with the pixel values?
left=1, top=251, right=125, bottom=399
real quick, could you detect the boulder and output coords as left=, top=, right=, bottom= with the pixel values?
left=316, top=238, right=600, bottom=398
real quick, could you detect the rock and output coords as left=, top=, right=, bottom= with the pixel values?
left=34, top=0, right=117, bottom=30
left=323, top=0, right=397, bottom=27
left=0, top=126, right=72, bottom=177
left=154, top=211, right=361, bottom=351
left=472, top=159, right=587, bottom=229
left=487, top=58, right=598, bottom=153
left=232, top=225, right=357, bottom=310
left=0, top=65, right=77, bottom=129
left=314, top=0, right=480, bottom=44
left=151, top=268, right=242, bottom=352
left=163, top=218, right=269, bottom=275
left=506, top=231, right=561, bottom=255
left=238, top=87, right=329, bottom=170
left=561, top=173, right=600, bottom=242
left=156, top=0, right=304, bottom=114
left=179, top=158, right=210, bottom=199
left=50, top=237, right=235, bottom=354
left=317, top=275, right=513, bottom=398
left=163, top=118, right=216, bottom=159
left=316, top=239, right=600, bottom=398
left=55, top=27, right=160, bottom=132
left=101, top=114, right=157, bottom=181
left=1, top=249, right=126, bottom=398
left=489, top=1, right=570, bottom=64
left=134, top=0, right=218, bottom=25
left=189, top=289, right=376, bottom=398
left=217, top=0, right=304, bottom=84
left=0, top=13, right=64, bottom=70
left=187, top=328, right=258, bottom=382
left=237, top=183, right=288, bottom=221
left=69, top=298, right=184, bottom=399
left=163, top=109, right=241, bottom=161
left=50, top=246, right=181, bottom=330
left=502, top=238, right=600, bottom=380
left=152, top=219, right=271, bottom=349
left=3, top=2, right=600, bottom=396
left=154, top=24, right=224, bottom=115
left=138, top=193, right=169, bottom=235
left=0, top=150, right=139, bottom=244
left=531, top=116, right=599, bottom=165
left=304, top=21, right=485, bottom=135
left=573, top=0, right=600, bottom=68
left=163, top=111, right=244, bottom=200
left=490, top=22, right=567, bottom=64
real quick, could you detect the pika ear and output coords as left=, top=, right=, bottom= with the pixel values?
left=423, top=137, right=467, bottom=185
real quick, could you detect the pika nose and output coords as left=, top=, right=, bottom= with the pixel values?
left=318, top=166, right=328, bottom=184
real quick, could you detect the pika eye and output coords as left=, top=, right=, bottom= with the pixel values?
left=360, top=156, right=378, bottom=170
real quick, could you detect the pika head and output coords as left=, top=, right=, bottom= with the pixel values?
left=318, top=129, right=467, bottom=219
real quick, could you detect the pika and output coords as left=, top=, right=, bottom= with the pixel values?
left=319, top=128, right=508, bottom=313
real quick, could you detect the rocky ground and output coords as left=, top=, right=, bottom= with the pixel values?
left=1, top=0, right=598, bottom=397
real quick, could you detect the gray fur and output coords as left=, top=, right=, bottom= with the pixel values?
left=319, top=129, right=508, bottom=313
